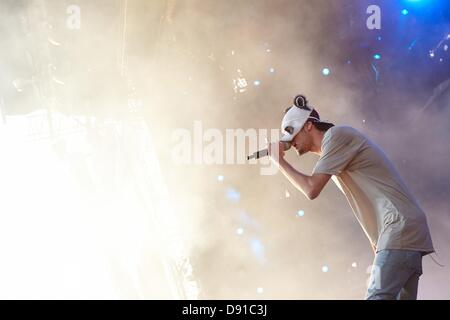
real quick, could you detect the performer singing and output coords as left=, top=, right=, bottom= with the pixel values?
left=267, top=95, right=434, bottom=300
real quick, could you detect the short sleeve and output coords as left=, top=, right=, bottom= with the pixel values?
left=313, top=127, right=363, bottom=176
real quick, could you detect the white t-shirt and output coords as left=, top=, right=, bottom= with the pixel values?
left=313, top=125, right=434, bottom=254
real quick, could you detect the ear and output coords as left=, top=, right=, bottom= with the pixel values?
left=305, top=121, right=313, bottom=131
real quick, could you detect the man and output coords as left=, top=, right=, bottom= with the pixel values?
left=267, top=95, right=434, bottom=300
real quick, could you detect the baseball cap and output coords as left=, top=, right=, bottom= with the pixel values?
left=280, top=95, right=321, bottom=142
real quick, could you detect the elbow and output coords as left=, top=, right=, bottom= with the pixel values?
left=306, top=187, right=322, bottom=200
left=305, top=175, right=330, bottom=200
left=307, top=188, right=321, bottom=200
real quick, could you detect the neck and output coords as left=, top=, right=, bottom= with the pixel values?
left=310, top=130, right=325, bottom=155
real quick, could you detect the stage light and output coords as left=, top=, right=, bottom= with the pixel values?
left=250, top=238, right=266, bottom=264
left=236, top=227, right=244, bottom=235
left=12, top=78, right=34, bottom=92
left=256, top=287, right=264, bottom=294
left=297, top=210, right=305, bottom=217
left=401, top=9, right=409, bottom=15
left=269, top=67, right=275, bottom=73
left=217, top=175, right=224, bottom=182
left=226, top=187, right=241, bottom=203
left=373, top=54, right=381, bottom=60
left=48, top=37, right=61, bottom=46
left=402, top=0, right=432, bottom=8
left=322, top=68, right=330, bottom=76
left=352, top=262, right=358, bottom=268
left=52, top=76, right=65, bottom=86
left=0, top=114, right=199, bottom=299
left=253, top=80, right=261, bottom=86
left=322, top=266, right=329, bottom=273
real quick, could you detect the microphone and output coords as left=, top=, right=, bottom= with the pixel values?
left=247, top=149, right=268, bottom=160
left=247, top=142, right=291, bottom=160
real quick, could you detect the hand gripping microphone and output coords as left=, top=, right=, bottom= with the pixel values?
left=247, top=141, right=291, bottom=160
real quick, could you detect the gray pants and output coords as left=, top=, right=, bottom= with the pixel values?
left=365, top=249, right=423, bottom=300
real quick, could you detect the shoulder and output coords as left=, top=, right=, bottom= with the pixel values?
left=329, top=125, right=362, bottom=136
left=323, top=125, right=367, bottom=148
left=328, top=125, right=366, bottom=140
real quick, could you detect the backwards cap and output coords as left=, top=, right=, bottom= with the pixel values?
left=280, top=95, right=320, bottom=142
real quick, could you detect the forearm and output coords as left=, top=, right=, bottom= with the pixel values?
left=278, top=158, right=317, bottom=200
